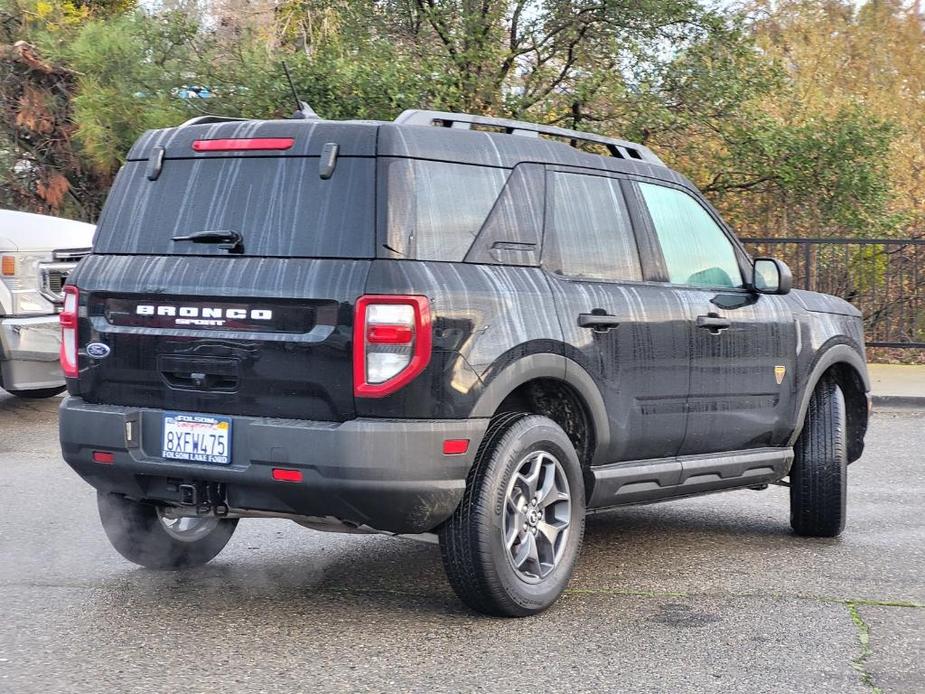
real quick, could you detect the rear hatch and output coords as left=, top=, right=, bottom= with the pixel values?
left=69, top=119, right=377, bottom=421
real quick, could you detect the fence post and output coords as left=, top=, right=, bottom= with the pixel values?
left=803, top=243, right=813, bottom=292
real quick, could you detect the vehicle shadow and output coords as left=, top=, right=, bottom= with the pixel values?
left=0, top=390, right=62, bottom=416
left=85, top=493, right=803, bottom=623
left=585, top=500, right=795, bottom=541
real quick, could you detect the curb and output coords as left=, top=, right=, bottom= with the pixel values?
left=871, top=395, right=925, bottom=410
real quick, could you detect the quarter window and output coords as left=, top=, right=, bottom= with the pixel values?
left=639, top=183, right=743, bottom=288
left=544, top=172, right=642, bottom=282
left=386, top=159, right=509, bottom=261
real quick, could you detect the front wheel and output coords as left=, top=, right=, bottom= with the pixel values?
left=790, top=376, right=848, bottom=537
left=439, top=413, right=585, bottom=617
left=97, top=492, right=238, bottom=569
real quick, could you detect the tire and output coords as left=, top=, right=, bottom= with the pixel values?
left=6, top=386, right=65, bottom=399
left=790, top=376, right=847, bottom=537
left=439, top=413, right=585, bottom=617
left=97, top=492, right=238, bottom=569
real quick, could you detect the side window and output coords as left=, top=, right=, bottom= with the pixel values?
left=638, top=182, right=743, bottom=288
left=543, top=172, right=642, bottom=282
left=386, top=159, right=509, bottom=261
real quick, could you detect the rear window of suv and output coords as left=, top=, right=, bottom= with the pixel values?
left=93, top=157, right=375, bottom=258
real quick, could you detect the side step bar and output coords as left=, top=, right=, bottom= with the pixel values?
left=588, top=447, right=793, bottom=509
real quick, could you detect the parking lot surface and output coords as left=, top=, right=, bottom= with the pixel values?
left=0, top=392, right=922, bottom=693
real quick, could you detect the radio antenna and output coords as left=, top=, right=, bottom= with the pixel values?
left=282, top=62, right=318, bottom=120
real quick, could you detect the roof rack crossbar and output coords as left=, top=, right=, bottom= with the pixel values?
left=394, top=110, right=664, bottom=166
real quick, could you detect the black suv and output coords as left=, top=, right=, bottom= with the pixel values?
left=59, top=110, right=870, bottom=616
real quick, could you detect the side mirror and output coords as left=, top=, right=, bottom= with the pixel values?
left=752, top=257, right=792, bottom=295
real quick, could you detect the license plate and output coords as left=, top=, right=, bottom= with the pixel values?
left=162, top=412, right=232, bottom=465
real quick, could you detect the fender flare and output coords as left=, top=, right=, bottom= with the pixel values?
left=470, top=353, right=611, bottom=465
left=787, top=342, right=870, bottom=447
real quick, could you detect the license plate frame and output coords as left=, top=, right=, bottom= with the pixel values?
left=161, top=412, right=232, bottom=465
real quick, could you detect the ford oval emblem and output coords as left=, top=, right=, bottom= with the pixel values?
left=86, top=342, right=111, bottom=359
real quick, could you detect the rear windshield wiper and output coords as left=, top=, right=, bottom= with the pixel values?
left=172, top=230, right=244, bottom=254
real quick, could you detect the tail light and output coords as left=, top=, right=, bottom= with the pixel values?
left=353, top=295, right=431, bottom=398
left=59, top=285, right=79, bottom=378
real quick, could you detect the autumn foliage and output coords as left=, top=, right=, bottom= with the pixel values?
left=0, top=0, right=922, bottom=240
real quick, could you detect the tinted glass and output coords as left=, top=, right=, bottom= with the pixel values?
left=639, top=182, right=742, bottom=288
left=544, top=172, right=642, bottom=282
left=93, top=157, right=375, bottom=257
left=385, top=159, right=509, bottom=261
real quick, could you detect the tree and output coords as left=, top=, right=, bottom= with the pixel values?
left=748, top=0, right=924, bottom=237
left=0, top=1, right=196, bottom=218
left=0, top=0, right=919, bottom=237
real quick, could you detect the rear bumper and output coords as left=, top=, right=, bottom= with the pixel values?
left=59, top=397, right=489, bottom=533
left=0, top=315, right=63, bottom=391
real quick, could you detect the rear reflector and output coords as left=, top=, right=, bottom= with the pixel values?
left=92, top=451, right=114, bottom=464
left=271, top=468, right=303, bottom=483
left=442, top=439, right=469, bottom=455
left=367, top=325, right=414, bottom=344
left=192, top=138, right=295, bottom=152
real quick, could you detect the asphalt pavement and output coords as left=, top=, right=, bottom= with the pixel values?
left=0, top=392, right=922, bottom=693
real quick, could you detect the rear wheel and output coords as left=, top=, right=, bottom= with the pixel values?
left=790, top=376, right=848, bottom=537
left=97, top=492, right=238, bottom=569
left=6, top=386, right=65, bottom=399
left=439, top=413, right=585, bottom=617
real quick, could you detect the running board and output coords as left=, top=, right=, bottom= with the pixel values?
left=588, top=447, right=793, bottom=509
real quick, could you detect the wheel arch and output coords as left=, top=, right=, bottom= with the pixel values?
left=471, top=354, right=610, bottom=471
left=788, top=343, right=870, bottom=463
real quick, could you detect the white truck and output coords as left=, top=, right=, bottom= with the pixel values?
left=1, top=210, right=94, bottom=398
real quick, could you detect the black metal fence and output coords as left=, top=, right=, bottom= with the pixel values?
left=741, top=237, right=925, bottom=349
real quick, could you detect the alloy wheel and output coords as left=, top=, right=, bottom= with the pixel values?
left=502, top=449, right=571, bottom=583
left=156, top=507, right=220, bottom=543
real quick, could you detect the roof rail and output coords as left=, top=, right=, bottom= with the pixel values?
left=394, top=110, right=664, bottom=166
left=178, top=115, right=248, bottom=128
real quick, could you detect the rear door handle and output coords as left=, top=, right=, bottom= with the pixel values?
left=696, top=313, right=731, bottom=334
left=578, top=313, right=621, bottom=332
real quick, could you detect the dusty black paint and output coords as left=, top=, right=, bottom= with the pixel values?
left=61, top=113, right=870, bottom=535
left=69, top=254, right=368, bottom=421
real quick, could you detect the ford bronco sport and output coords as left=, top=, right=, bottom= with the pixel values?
left=59, top=110, right=870, bottom=616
